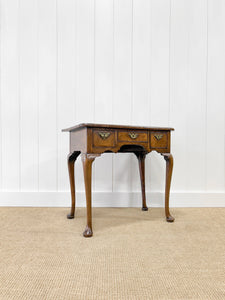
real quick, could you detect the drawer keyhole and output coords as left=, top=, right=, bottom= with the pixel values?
left=154, top=134, right=163, bottom=140
left=98, top=131, right=111, bottom=140
left=129, top=132, right=138, bottom=139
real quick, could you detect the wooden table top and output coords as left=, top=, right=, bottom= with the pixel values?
left=62, top=123, right=174, bottom=132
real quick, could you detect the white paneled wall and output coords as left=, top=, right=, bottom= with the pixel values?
left=0, top=0, right=224, bottom=207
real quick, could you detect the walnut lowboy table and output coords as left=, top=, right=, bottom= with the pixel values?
left=62, top=123, right=175, bottom=237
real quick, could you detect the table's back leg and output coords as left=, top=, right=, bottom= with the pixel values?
left=81, top=153, right=100, bottom=237
left=67, top=151, right=80, bottom=219
left=162, top=153, right=175, bottom=222
left=134, top=152, right=148, bottom=211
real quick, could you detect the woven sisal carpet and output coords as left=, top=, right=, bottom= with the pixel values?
left=0, top=207, right=224, bottom=300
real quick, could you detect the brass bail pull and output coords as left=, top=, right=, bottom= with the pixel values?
left=129, top=132, right=138, bottom=139
left=98, top=132, right=111, bottom=140
left=154, top=134, right=163, bottom=140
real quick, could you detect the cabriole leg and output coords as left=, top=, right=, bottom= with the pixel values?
left=135, top=152, right=148, bottom=211
left=162, top=153, right=175, bottom=222
left=67, top=151, right=80, bottom=219
left=81, top=153, right=100, bottom=237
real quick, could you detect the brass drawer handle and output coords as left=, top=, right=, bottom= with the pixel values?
left=98, top=131, right=111, bottom=140
left=154, top=134, right=163, bottom=140
left=129, top=132, right=138, bottom=139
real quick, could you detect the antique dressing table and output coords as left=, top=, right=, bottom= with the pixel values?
left=62, top=123, right=175, bottom=237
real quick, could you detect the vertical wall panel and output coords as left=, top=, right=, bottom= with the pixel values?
left=169, top=0, right=189, bottom=191
left=132, top=0, right=151, bottom=126
left=150, top=0, right=170, bottom=126
left=186, top=0, right=207, bottom=191
left=38, top=0, right=57, bottom=191
left=75, top=0, right=95, bottom=124
left=57, top=0, right=77, bottom=191
left=206, top=0, right=225, bottom=191
left=75, top=0, right=95, bottom=192
left=112, top=0, right=132, bottom=192
left=94, top=0, right=114, bottom=192
left=19, top=0, right=38, bottom=191
left=149, top=0, right=171, bottom=192
left=1, top=0, right=20, bottom=190
left=131, top=0, right=151, bottom=192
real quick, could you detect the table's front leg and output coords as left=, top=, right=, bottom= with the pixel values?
left=162, top=153, right=175, bottom=222
left=134, top=152, right=148, bottom=211
left=67, top=151, right=80, bottom=219
left=81, top=153, right=100, bottom=237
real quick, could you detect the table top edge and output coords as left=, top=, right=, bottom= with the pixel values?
left=62, top=123, right=175, bottom=132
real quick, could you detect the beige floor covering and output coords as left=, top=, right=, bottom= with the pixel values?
left=0, top=207, right=224, bottom=300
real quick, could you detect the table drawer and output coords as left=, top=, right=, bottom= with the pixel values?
left=92, top=129, right=115, bottom=147
left=150, top=132, right=168, bottom=149
left=118, top=130, right=148, bottom=143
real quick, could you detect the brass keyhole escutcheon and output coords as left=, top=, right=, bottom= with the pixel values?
left=129, top=132, right=138, bottom=139
left=98, top=131, right=111, bottom=140
left=154, top=134, right=163, bottom=140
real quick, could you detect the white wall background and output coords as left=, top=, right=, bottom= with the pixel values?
left=0, top=0, right=224, bottom=207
